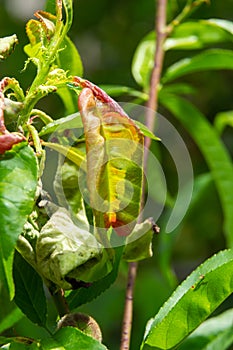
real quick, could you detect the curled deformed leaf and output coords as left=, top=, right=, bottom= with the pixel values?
left=75, top=78, right=144, bottom=237
left=0, top=35, right=18, bottom=61
left=36, top=208, right=113, bottom=290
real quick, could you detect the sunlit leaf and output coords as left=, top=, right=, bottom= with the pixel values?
left=141, top=249, right=233, bottom=349
left=178, top=308, right=233, bottom=350
left=78, top=86, right=144, bottom=236
left=13, top=252, right=47, bottom=327
left=162, top=49, right=233, bottom=83
left=42, top=327, right=108, bottom=350
left=214, top=110, right=233, bottom=135
left=132, top=20, right=233, bottom=88
left=39, top=112, right=83, bottom=136
left=160, top=93, right=233, bottom=247
left=0, top=307, right=23, bottom=334
left=205, top=18, right=233, bottom=35
left=0, top=143, right=37, bottom=297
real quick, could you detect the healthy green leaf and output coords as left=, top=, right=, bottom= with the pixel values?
left=134, top=121, right=160, bottom=141
left=67, top=246, right=122, bottom=310
left=205, top=18, right=233, bottom=36
left=214, top=110, right=233, bottom=135
left=132, top=20, right=233, bottom=88
left=63, top=0, right=73, bottom=33
left=160, top=93, right=233, bottom=248
left=178, top=308, right=233, bottom=350
left=58, top=36, right=83, bottom=77
left=0, top=307, right=23, bottom=334
left=39, top=112, right=83, bottom=136
left=42, top=327, right=108, bottom=350
left=162, top=49, right=233, bottom=83
left=0, top=336, right=40, bottom=349
left=0, top=143, right=37, bottom=297
left=99, top=85, right=148, bottom=100
left=13, top=251, right=47, bottom=327
left=79, top=87, right=144, bottom=236
left=141, top=249, right=233, bottom=349
left=123, top=218, right=155, bottom=262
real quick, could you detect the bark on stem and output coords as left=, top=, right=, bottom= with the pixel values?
left=120, top=1, right=167, bottom=349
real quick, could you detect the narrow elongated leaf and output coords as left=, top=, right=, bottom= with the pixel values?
left=42, top=327, right=108, bottom=350
left=162, top=49, right=233, bottom=83
left=67, top=246, right=122, bottom=309
left=206, top=18, right=233, bottom=35
left=39, top=112, right=83, bottom=136
left=178, top=308, right=233, bottom=350
left=13, top=252, right=47, bottom=327
left=78, top=85, right=143, bottom=236
left=160, top=93, right=233, bottom=248
left=132, top=21, right=233, bottom=88
left=0, top=143, right=37, bottom=297
left=141, top=249, right=233, bottom=349
left=214, top=110, right=233, bottom=135
left=62, top=0, right=73, bottom=34
left=44, top=142, right=86, bottom=169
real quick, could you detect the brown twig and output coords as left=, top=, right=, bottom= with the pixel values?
left=120, top=1, right=168, bottom=349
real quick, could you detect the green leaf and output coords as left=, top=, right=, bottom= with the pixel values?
left=132, top=20, right=233, bottom=88
left=0, top=336, right=40, bottom=349
left=214, top=110, right=233, bottom=135
left=162, top=49, right=233, bottom=83
left=165, top=20, right=233, bottom=51
left=67, top=246, right=122, bottom=309
left=160, top=93, right=233, bottom=248
left=58, top=36, right=83, bottom=77
left=39, top=112, right=83, bottom=136
left=79, top=87, right=144, bottom=236
left=99, top=85, right=148, bottom=100
left=178, top=308, right=233, bottom=350
left=205, top=18, right=233, bottom=36
left=0, top=143, right=37, bottom=297
left=63, top=0, right=73, bottom=33
left=141, top=249, right=233, bottom=349
left=134, top=121, right=160, bottom=141
left=131, top=32, right=155, bottom=89
left=43, top=142, right=86, bottom=169
left=36, top=208, right=113, bottom=289
left=45, top=0, right=56, bottom=15
left=0, top=307, right=23, bottom=334
left=13, top=251, right=47, bottom=327
left=123, top=218, right=155, bottom=262
left=42, top=327, right=108, bottom=350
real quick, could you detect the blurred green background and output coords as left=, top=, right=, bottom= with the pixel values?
left=0, top=0, right=233, bottom=349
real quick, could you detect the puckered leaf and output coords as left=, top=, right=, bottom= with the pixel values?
left=0, top=35, right=18, bottom=61
left=36, top=208, right=113, bottom=289
left=77, top=81, right=144, bottom=237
